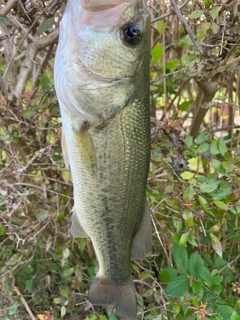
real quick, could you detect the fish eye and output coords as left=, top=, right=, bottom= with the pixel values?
left=121, top=23, right=143, bottom=46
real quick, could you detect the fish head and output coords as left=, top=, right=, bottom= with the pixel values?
left=55, top=0, right=150, bottom=124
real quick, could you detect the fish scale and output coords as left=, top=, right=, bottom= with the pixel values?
left=54, top=0, right=151, bottom=318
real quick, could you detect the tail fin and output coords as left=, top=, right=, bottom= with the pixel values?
left=88, top=276, right=137, bottom=320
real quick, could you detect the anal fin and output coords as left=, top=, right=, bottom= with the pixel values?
left=71, top=207, right=89, bottom=238
left=132, top=198, right=152, bottom=259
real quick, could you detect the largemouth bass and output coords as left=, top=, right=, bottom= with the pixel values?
left=54, top=0, right=151, bottom=318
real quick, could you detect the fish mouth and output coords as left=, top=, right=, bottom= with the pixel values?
left=77, top=75, right=131, bottom=90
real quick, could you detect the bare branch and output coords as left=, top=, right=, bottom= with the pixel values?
left=0, top=0, right=17, bottom=15
left=169, top=0, right=204, bottom=55
left=151, top=0, right=191, bottom=23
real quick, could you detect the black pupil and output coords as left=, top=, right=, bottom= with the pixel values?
left=122, top=23, right=142, bottom=46
left=127, top=25, right=139, bottom=38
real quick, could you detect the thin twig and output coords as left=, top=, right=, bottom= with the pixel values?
left=151, top=0, right=191, bottom=23
left=0, top=0, right=17, bottom=15
left=13, top=286, right=36, bottom=320
left=13, top=144, right=53, bottom=174
left=151, top=213, right=173, bottom=267
left=217, top=253, right=240, bottom=274
left=169, top=0, right=204, bottom=55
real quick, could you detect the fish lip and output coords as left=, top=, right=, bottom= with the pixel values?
left=75, top=76, right=131, bottom=90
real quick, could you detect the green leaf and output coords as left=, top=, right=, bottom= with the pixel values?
left=99, top=316, right=108, bottom=320
left=215, top=256, right=226, bottom=269
left=212, top=159, right=221, bottom=170
left=210, top=140, right=219, bottom=155
left=211, top=22, right=218, bottom=33
left=209, top=224, right=220, bottom=232
left=166, top=275, right=189, bottom=298
left=54, top=298, right=61, bottom=304
left=183, top=188, right=195, bottom=201
left=0, top=225, right=5, bottom=235
left=25, top=279, right=33, bottom=293
left=0, top=134, right=10, bottom=141
left=159, top=268, right=178, bottom=282
left=182, top=210, right=193, bottom=221
left=197, top=266, right=212, bottom=285
left=166, top=58, right=180, bottom=71
left=231, top=311, right=240, bottom=320
left=139, top=271, right=152, bottom=279
left=0, top=15, right=9, bottom=24
left=86, top=316, right=97, bottom=320
left=212, top=275, right=223, bottom=286
left=109, top=315, right=118, bottom=320
left=187, top=233, right=198, bottom=247
left=217, top=65, right=227, bottom=73
left=200, top=179, right=219, bottom=193
left=198, top=195, right=207, bottom=206
left=211, top=7, right=218, bottom=20
left=172, top=218, right=182, bottom=231
left=192, top=280, right=203, bottom=294
left=151, top=43, right=163, bottom=63
left=41, top=18, right=54, bottom=33
left=213, top=200, right=228, bottom=210
left=222, top=161, right=232, bottom=171
left=195, top=130, right=208, bottom=145
left=188, top=253, right=204, bottom=277
left=172, top=244, right=188, bottom=272
left=179, top=232, right=189, bottom=246
left=61, top=288, right=69, bottom=298
left=20, top=109, right=36, bottom=118
left=63, top=268, right=74, bottom=277
left=204, top=0, right=212, bottom=9
left=178, top=100, right=192, bottom=112
left=61, top=305, right=66, bottom=318
left=87, top=266, right=96, bottom=278
left=62, top=248, right=70, bottom=259
left=217, top=305, right=236, bottom=320
left=6, top=253, right=23, bottom=266
left=210, top=233, right=222, bottom=258
left=185, top=134, right=193, bottom=148
left=9, top=303, right=18, bottom=316
left=218, top=138, right=227, bottom=156
left=197, top=143, right=209, bottom=153
left=188, top=10, right=204, bottom=19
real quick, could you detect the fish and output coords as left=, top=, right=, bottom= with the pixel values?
left=54, top=0, right=151, bottom=319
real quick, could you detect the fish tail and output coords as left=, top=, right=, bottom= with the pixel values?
left=88, top=276, right=137, bottom=320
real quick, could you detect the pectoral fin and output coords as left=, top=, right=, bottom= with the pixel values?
left=132, top=198, right=152, bottom=259
left=72, top=121, right=97, bottom=173
left=71, top=207, right=89, bottom=238
left=61, top=128, right=70, bottom=169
